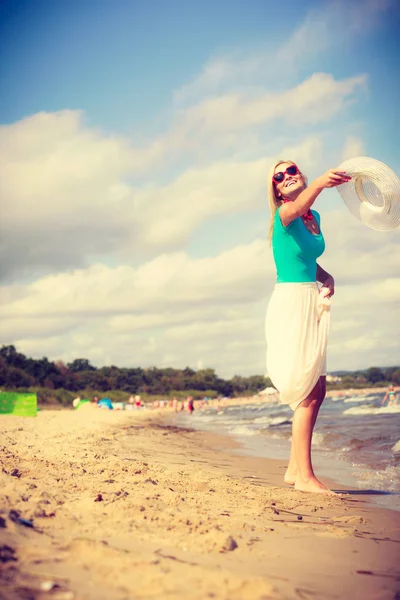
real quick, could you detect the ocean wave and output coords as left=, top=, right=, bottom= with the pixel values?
left=392, top=440, right=400, bottom=454
left=230, top=425, right=258, bottom=437
left=343, top=395, right=377, bottom=404
left=343, top=405, right=400, bottom=416
left=253, top=416, right=276, bottom=424
left=253, top=415, right=291, bottom=427
left=312, top=432, right=325, bottom=447
left=352, top=464, right=400, bottom=493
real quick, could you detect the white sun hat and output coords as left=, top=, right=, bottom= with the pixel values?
left=336, top=157, right=400, bottom=231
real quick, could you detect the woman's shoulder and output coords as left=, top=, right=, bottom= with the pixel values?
left=274, top=206, right=297, bottom=231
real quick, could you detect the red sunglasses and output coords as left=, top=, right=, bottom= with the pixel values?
left=273, top=164, right=299, bottom=183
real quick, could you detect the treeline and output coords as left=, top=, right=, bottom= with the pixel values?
left=0, top=345, right=267, bottom=398
left=334, top=366, right=400, bottom=387
left=0, top=346, right=398, bottom=403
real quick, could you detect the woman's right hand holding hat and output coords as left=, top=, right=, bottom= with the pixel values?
left=316, top=169, right=351, bottom=189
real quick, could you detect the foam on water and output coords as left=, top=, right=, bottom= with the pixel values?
left=312, top=432, right=325, bottom=447
left=253, top=415, right=292, bottom=427
left=351, top=463, right=400, bottom=493
left=180, top=392, right=400, bottom=510
left=392, top=440, right=400, bottom=454
left=343, top=395, right=379, bottom=403
left=230, top=425, right=258, bottom=436
left=344, top=404, right=400, bottom=416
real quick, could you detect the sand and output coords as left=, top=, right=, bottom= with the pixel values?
left=1, top=407, right=399, bottom=600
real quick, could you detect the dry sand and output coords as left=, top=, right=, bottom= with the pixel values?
left=1, top=407, right=399, bottom=600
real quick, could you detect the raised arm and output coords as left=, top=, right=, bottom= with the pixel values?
left=280, top=169, right=350, bottom=227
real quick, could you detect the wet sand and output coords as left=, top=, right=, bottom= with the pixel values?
left=1, top=407, right=399, bottom=599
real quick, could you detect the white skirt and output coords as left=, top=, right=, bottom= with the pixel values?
left=265, top=282, right=331, bottom=411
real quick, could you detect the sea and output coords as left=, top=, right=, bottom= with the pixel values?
left=177, top=391, right=400, bottom=511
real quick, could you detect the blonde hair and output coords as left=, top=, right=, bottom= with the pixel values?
left=267, top=159, right=306, bottom=242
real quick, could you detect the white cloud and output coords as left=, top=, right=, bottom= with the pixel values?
left=321, top=209, right=400, bottom=284
left=174, top=0, right=392, bottom=106
left=1, top=217, right=399, bottom=377
left=1, top=0, right=397, bottom=377
left=1, top=102, right=333, bottom=278
left=0, top=317, right=79, bottom=342
left=134, top=136, right=325, bottom=248
left=0, top=239, right=271, bottom=319
left=275, top=0, right=393, bottom=68
left=341, top=136, right=366, bottom=161
left=165, top=73, right=366, bottom=155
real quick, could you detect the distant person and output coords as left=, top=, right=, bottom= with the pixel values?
left=382, top=385, right=397, bottom=406
left=265, top=160, right=350, bottom=494
left=172, top=397, right=179, bottom=412
left=135, top=395, right=142, bottom=409
left=187, top=396, right=194, bottom=414
left=93, top=396, right=99, bottom=404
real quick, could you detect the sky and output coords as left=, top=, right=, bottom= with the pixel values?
left=0, top=0, right=399, bottom=379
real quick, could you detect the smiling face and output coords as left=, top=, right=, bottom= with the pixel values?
left=273, top=162, right=306, bottom=201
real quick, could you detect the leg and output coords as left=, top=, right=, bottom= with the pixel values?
left=284, top=435, right=300, bottom=485
left=311, top=375, right=326, bottom=430
left=293, top=378, right=333, bottom=494
left=284, top=378, right=322, bottom=485
left=284, top=377, right=331, bottom=494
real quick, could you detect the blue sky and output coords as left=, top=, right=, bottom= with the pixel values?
left=0, top=0, right=399, bottom=377
left=1, top=0, right=399, bottom=148
left=0, top=1, right=296, bottom=124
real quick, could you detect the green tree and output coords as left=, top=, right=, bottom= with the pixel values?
left=76, top=370, right=109, bottom=391
left=215, top=379, right=233, bottom=396
left=68, top=358, right=96, bottom=372
left=3, top=366, right=36, bottom=388
left=341, top=375, right=355, bottom=386
left=391, top=369, right=400, bottom=385
left=29, top=358, right=60, bottom=387
left=385, top=366, right=399, bottom=382
left=245, top=375, right=267, bottom=394
left=0, top=345, right=28, bottom=370
left=230, top=375, right=247, bottom=394
left=365, top=367, right=385, bottom=384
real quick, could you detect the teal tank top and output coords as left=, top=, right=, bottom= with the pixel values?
left=272, top=208, right=325, bottom=283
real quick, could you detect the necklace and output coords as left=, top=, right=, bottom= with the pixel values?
left=282, top=198, right=313, bottom=221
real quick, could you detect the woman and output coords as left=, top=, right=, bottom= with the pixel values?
left=265, top=160, right=350, bottom=494
left=382, top=385, right=397, bottom=406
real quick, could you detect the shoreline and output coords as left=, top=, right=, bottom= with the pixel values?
left=32, top=385, right=390, bottom=412
left=1, top=408, right=399, bottom=599
left=149, top=386, right=388, bottom=413
left=176, top=387, right=400, bottom=513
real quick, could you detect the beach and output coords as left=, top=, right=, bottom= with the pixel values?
left=184, top=387, right=400, bottom=507
left=1, top=407, right=399, bottom=600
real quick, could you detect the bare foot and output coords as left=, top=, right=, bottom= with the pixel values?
left=294, top=476, right=336, bottom=495
left=284, top=470, right=297, bottom=485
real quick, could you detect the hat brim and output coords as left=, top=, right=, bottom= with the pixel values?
left=336, top=157, right=400, bottom=231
